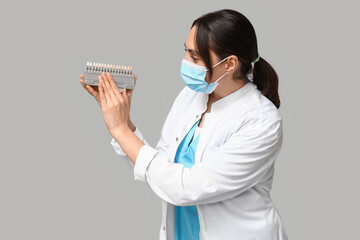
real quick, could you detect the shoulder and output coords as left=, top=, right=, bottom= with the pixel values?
left=240, top=85, right=282, bottom=133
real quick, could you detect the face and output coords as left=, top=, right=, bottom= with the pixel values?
left=184, top=26, right=230, bottom=84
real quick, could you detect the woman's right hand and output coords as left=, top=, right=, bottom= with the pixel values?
left=80, top=74, right=138, bottom=131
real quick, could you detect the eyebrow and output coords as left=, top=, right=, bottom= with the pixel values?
left=184, top=43, right=198, bottom=54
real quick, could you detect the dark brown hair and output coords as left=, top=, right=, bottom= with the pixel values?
left=191, top=9, right=280, bottom=108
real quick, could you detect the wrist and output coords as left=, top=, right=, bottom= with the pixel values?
left=110, top=124, right=131, bottom=138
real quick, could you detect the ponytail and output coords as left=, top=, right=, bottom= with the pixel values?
left=252, top=57, right=281, bottom=109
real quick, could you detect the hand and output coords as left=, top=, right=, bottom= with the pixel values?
left=98, top=72, right=131, bottom=133
left=80, top=74, right=100, bottom=105
left=80, top=73, right=138, bottom=130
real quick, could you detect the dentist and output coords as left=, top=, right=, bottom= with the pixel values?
left=80, top=9, right=288, bottom=240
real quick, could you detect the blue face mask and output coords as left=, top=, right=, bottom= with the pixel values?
left=180, top=56, right=229, bottom=94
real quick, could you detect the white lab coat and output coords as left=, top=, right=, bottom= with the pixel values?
left=111, top=82, right=288, bottom=240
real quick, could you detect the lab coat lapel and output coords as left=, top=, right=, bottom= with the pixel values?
left=195, top=82, right=257, bottom=163
left=169, top=91, right=208, bottom=164
left=169, top=82, right=256, bottom=164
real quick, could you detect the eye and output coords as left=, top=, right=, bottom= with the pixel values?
left=191, top=56, right=199, bottom=61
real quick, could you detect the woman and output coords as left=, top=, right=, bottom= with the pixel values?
left=80, top=9, right=288, bottom=240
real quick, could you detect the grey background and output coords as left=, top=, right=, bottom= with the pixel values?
left=1, top=0, right=359, bottom=239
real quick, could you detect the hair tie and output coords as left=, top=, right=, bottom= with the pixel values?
left=247, top=54, right=260, bottom=82
left=252, top=54, right=260, bottom=63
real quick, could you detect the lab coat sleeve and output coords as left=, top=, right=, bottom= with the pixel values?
left=134, top=116, right=283, bottom=206
left=110, top=127, right=150, bottom=160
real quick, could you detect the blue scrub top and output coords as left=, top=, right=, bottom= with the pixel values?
left=174, top=78, right=250, bottom=240
left=174, top=118, right=201, bottom=240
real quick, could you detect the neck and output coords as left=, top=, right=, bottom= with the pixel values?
left=208, top=78, right=246, bottom=104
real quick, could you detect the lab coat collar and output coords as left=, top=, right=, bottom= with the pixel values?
left=199, top=81, right=257, bottom=114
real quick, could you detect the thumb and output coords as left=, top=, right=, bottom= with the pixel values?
left=123, top=88, right=130, bottom=108
left=134, top=74, right=137, bottom=85
left=127, top=91, right=132, bottom=108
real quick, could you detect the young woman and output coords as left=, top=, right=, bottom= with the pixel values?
left=80, top=9, right=288, bottom=240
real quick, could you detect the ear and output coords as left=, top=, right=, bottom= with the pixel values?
left=225, top=55, right=239, bottom=74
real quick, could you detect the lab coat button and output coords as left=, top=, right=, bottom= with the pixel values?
left=176, top=137, right=178, bottom=141
left=196, top=115, right=199, bottom=118
left=163, top=226, right=166, bottom=230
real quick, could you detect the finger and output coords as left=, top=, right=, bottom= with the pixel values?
left=80, top=78, right=87, bottom=88
left=80, top=78, right=92, bottom=93
left=102, top=72, right=118, bottom=103
left=126, top=89, right=132, bottom=108
left=101, top=72, right=113, bottom=103
left=123, top=88, right=130, bottom=108
left=80, top=78, right=97, bottom=97
left=80, top=75, right=90, bottom=90
left=86, top=85, right=98, bottom=96
left=98, top=75, right=107, bottom=105
left=106, top=72, right=123, bottom=99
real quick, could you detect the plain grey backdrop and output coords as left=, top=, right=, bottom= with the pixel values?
left=1, top=0, right=359, bottom=239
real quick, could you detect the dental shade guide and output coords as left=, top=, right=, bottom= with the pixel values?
left=83, top=61, right=135, bottom=92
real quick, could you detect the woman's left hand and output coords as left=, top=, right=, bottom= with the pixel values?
left=98, top=72, right=130, bottom=134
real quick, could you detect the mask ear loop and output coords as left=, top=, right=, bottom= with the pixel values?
left=215, top=72, right=227, bottom=83
left=207, top=56, right=229, bottom=88
left=205, top=72, right=228, bottom=92
left=247, top=54, right=260, bottom=82
left=206, top=56, right=230, bottom=71
left=204, top=56, right=229, bottom=91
